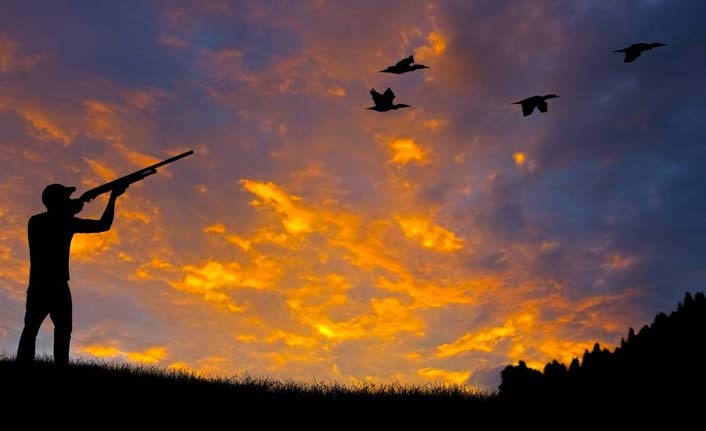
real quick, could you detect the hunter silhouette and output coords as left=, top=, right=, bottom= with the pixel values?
left=16, top=183, right=127, bottom=366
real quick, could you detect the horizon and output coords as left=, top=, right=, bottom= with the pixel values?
left=1, top=0, right=705, bottom=389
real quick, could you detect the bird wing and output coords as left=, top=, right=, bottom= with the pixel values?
left=382, top=87, right=396, bottom=104
left=370, top=89, right=384, bottom=106
left=395, top=55, right=414, bottom=68
left=537, top=101, right=548, bottom=113
left=624, top=50, right=641, bottom=63
left=521, top=103, right=535, bottom=116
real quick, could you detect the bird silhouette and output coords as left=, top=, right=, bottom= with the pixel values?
left=367, top=88, right=411, bottom=112
left=613, top=42, right=666, bottom=63
left=513, top=95, right=559, bottom=117
left=379, top=55, right=429, bottom=74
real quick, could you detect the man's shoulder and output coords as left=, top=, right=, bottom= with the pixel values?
left=28, top=212, right=49, bottom=224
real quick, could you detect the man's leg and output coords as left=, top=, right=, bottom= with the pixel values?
left=16, top=289, right=50, bottom=363
left=49, top=284, right=72, bottom=366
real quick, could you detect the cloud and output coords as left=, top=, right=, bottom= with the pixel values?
left=18, top=107, right=73, bottom=145
left=83, top=157, right=118, bottom=182
left=71, top=229, right=120, bottom=261
left=513, top=152, right=526, bottom=166
left=414, top=31, right=447, bottom=62
left=436, top=320, right=519, bottom=357
left=169, top=258, right=282, bottom=312
left=0, top=34, right=44, bottom=73
left=241, top=180, right=316, bottom=235
left=388, top=138, right=429, bottom=166
left=602, top=254, right=637, bottom=271
left=80, top=344, right=168, bottom=364
left=417, top=367, right=471, bottom=385
left=396, top=215, right=463, bottom=251
left=422, top=118, right=448, bottom=131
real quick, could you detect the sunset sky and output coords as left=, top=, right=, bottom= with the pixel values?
left=1, top=0, right=705, bottom=388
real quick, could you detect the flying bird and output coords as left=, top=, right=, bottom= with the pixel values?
left=367, top=88, right=411, bottom=112
left=513, top=94, right=559, bottom=117
left=379, top=55, right=429, bottom=74
left=613, top=42, right=666, bottom=63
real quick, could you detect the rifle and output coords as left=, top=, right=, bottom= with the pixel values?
left=75, top=150, right=194, bottom=207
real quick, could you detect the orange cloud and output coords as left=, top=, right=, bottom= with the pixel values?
left=326, top=86, right=346, bottom=97
left=0, top=35, right=43, bottom=73
left=115, top=144, right=163, bottom=170
left=203, top=223, right=226, bottom=234
left=84, top=100, right=117, bottom=139
left=375, top=276, right=496, bottom=308
left=282, top=273, right=424, bottom=342
left=170, top=255, right=283, bottom=312
left=265, top=329, right=318, bottom=348
left=71, top=229, right=120, bottom=261
left=127, top=347, right=168, bottom=363
left=388, top=138, right=429, bottom=166
left=436, top=320, right=519, bottom=357
left=81, top=344, right=168, bottom=364
left=417, top=367, right=471, bottom=385
left=241, top=179, right=316, bottom=234
left=513, top=152, right=526, bottom=165
left=83, top=157, right=118, bottom=182
left=291, top=296, right=424, bottom=342
left=0, top=224, right=30, bottom=293
left=414, top=31, right=447, bottom=62
left=423, top=118, right=448, bottom=131
left=432, top=291, right=639, bottom=369
left=171, top=263, right=247, bottom=312
left=81, top=344, right=121, bottom=357
left=396, top=215, right=463, bottom=251
left=18, top=107, right=72, bottom=145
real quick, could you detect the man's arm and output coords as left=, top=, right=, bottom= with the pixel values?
left=72, top=186, right=127, bottom=234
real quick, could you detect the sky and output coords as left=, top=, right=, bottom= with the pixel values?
left=1, top=0, right=705, bottom=389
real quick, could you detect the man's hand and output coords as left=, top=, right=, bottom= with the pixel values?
left=110, top=184, right=129, bottom=198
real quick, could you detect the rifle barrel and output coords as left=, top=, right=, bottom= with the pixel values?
left=141, top=150, right=194, bottom=172
left=79, top=150, right=194, bottom=202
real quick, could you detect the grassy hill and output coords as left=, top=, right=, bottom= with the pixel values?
left=3, top=292, right=704, bottom=421
left=1, top=356, right=496, bottom=421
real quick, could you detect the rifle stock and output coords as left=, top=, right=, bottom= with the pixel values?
left=77, top=150, right=193, bottom=203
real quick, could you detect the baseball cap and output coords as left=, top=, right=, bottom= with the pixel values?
left=42, top=184, right=77, bottom=207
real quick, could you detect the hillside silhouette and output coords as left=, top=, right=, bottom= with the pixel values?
left=500, top=291, right=706, bottom=406
left=1, top=357, right=496, bottom=422
left=3, top=292, right=703, bottom=421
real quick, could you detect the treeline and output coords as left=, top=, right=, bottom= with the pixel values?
left=500, top=292, right=706, bottom=402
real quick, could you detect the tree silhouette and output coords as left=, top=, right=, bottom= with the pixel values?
left=500, top=291, right=706, bottom=404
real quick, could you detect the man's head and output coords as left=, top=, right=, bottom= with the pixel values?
left=42, top=184, right=79, bottom=213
